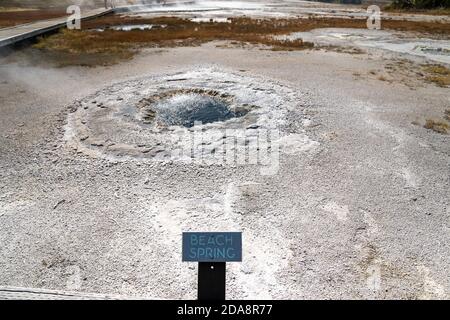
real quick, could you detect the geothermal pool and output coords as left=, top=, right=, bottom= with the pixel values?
left=65, top=67, right=315, bottom=164
left=139, top=89, right=245, bottom=128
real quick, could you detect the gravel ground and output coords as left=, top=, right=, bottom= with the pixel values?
left=0, top=38, right=449, bottom=299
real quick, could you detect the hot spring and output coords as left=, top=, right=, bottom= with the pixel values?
left=137, top=89, right=248, bottom=128
left=64, top=68, right=302, bottom=162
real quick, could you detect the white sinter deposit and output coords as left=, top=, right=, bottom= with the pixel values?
left=65, top=67, right=317, bottom=167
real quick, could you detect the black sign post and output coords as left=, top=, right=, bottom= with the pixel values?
left=182, top=232, right=242, bottom=301
left=198, top=262, right=226, bottom=300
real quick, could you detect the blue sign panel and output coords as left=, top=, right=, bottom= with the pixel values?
left=182, top=232, right=242, bottom=262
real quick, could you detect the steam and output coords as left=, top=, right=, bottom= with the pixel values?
left=0, top=63, right=74, bottom=100
left=118, top=1, right=265, bottom=13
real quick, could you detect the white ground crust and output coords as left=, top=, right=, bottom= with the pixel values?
left=65, top=67, right=318, bottom=166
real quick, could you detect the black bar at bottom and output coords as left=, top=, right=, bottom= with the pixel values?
left=198, top=262, right=226, bottom=301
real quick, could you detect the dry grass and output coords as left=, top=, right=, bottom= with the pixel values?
left=381, top=19, right=450, bottom=35
left=317, top=45, right=364, bottom=54
left=426, top=75, right=450, bottom=87
left=268, top=39, right=314, bottom=51
left=0, top=9, right=66, bottom=27
left=424, top=119, right=449, bottom=134
left=424, top=65, right=450, bottom=74
left=33, top=16, right=450, bottom=66
left=423, top=64, right=450, bottom=87
left=383, top=60, right=450, bottom=88
left=0, top=7, right=38, bottom=12
left=445, top=109, right=450, bottom=121
left=383, top=7, right=450, bottom=16
left=80, top=15, right=450, bottom=36
left=34, top=16, right=322, bottom=65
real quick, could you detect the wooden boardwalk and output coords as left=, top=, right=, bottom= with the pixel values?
left=0, top=286, right=152, bottom=300
left=0, top=8, right=113, bottom=48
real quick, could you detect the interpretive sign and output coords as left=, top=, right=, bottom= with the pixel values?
left=182, top=232, right=242, bottom=262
